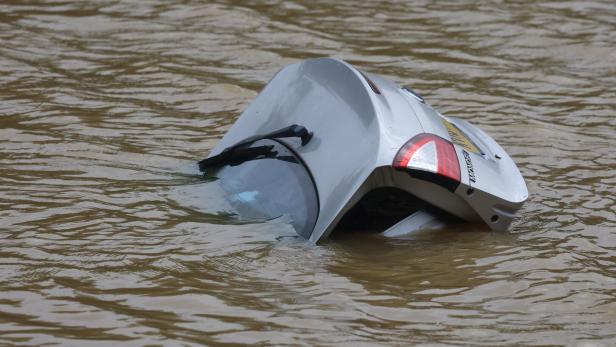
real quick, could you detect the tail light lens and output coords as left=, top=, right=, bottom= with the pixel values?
left=393, top=133, right=461, bottom=190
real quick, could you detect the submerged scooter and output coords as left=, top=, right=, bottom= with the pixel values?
left=197, top=58, right=528, bottom=243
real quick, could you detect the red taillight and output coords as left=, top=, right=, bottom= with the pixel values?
left=393, top=133, right=461, bottom=184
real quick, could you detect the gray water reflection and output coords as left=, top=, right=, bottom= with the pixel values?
left=1, top=0, right=615, bottom=346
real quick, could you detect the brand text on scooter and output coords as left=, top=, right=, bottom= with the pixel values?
left=463, top=150, right=476, bottom=183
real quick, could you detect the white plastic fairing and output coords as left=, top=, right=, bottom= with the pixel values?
left=383, top=209, right=447, bottom=237
left=205, top=58, right=528, bottom=243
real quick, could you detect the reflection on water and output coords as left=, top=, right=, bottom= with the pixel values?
left=1, top=0, right=615, bottom=345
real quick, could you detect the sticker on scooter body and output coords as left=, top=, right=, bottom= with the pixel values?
left=441, top=118, right=481, bottom=154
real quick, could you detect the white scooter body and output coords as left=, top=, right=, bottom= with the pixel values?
left=204, top=58, right=528, bottom=243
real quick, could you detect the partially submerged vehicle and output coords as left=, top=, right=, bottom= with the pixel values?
left=197, top=58, right=528, bottom=243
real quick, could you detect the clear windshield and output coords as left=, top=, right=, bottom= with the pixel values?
left=206, top=139, right=318, bottom=239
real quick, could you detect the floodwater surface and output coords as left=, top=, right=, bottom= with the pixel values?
left=1, top=1, right=615, bottom=346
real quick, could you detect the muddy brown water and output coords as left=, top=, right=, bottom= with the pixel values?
left=1, top=1, right=615, bottom=346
